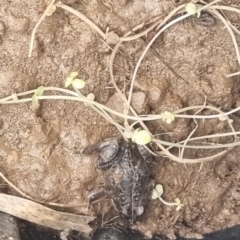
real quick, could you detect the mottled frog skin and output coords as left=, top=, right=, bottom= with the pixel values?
left=84, top=138, right=153, bottom=224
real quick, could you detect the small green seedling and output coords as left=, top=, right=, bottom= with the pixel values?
left=161, top=111, right=175, bottom=124
left=185, top=2, right=197, bottom=15
left=65, top=72, right=85, bottom=89
left=152, top=184, right=183, bottom=211
left=32, top=86, right=45, bottom=108
left=132, top=128, right=151, bottom=145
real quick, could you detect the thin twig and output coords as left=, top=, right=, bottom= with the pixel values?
left=179, top=97, right=207, bottom=159
left=29, top=0, right=56, bottom=57
left=2, top=93, right=240, bottom=124
left=127, top=13, right=190, bottom=116
left=109, top=31, right=151, bottom=134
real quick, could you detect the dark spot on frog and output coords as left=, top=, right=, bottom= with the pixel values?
left=83, top=138, right=153, bottom=224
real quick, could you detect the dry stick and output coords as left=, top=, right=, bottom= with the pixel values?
left=29, top=0, right=56, bottom=57
left=179, top=98, right=207, bottom=159
left=0, top=193, right=94, bottom=234
left=0, top=172, right=87, bottom=208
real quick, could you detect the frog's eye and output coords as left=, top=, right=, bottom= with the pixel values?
left=135, top=206, right=144, bottom=216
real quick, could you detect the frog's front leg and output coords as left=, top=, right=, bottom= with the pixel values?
left=86, top=186, right=115, bottom=217
left=86, top=187, right=108, bottom=207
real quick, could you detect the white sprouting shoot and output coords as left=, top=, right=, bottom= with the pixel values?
left=161, top=111, right=175, bottom=124
left=185, top=2, right=197, bottom=15
left=152, top=184, right=184, bottom=211
left=65, top=72, right=86, bottom=89
left=132, top=128, right=151, bottom=145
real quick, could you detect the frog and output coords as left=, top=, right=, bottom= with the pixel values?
left=83, top=138, right=153, bottom=224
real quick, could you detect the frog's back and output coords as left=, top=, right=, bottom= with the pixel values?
left=107, top=144, right=151, bottom=223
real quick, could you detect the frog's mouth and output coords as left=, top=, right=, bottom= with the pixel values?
left=122, top=205, right=145, bottom=225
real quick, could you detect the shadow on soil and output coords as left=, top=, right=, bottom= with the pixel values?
left=19, top=220, right=240, bottom=240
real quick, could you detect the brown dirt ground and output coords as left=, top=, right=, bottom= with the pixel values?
left=1, top=0, right=240, bottom=239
